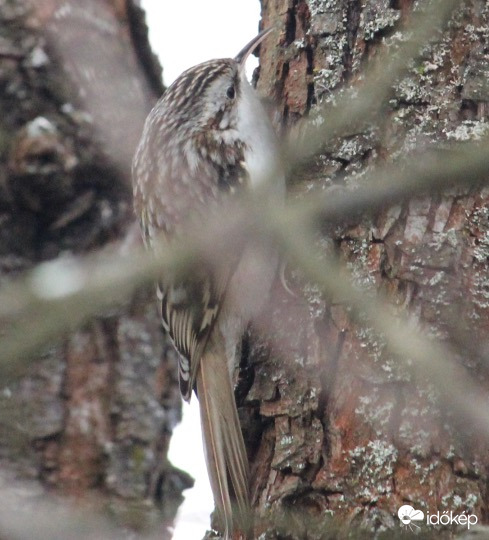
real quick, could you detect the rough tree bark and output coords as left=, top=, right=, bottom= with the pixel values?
left=240, top=0, right=489, bottom=538
left=4, top=1, right=489, bottom=539
left=0, top=1, right=189, bottom=537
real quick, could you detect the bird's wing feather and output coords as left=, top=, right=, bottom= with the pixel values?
left=151, top=139, right=248, bottom=400
left=158, top=268, right=229, bottom=400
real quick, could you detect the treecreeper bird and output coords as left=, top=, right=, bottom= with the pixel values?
left=132, top=28, right=283, bottom=539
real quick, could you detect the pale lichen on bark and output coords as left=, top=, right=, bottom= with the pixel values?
left=253, top=0, right=489, bottom=537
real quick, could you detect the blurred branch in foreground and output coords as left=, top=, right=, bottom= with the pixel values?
left=2, top=131, right=489, bottom=434
left=266, top=207, right=489, bottom=439
left=4, top=131, right=489, bottom=372
left=290, top=140, right=489, bottom=227
left=0, top=0, right=463, bottom=376
left=2, top=0, right=489, bottom=537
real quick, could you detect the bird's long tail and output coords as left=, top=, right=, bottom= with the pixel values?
left=196, top=342, right=251, bottom=539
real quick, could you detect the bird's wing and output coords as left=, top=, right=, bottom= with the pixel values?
left=158, top=151, right=247, bottom=400
left=158, top=266, right=229, bottom=401
left=133, top=117, right=248, bottom=400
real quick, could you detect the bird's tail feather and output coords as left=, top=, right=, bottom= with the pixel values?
left=197, top=345, right=251, bottom=539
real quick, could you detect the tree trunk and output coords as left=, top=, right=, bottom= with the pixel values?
left=4, top=1, right=489, bottom=539
left=0, top=1, right=189, bottom=537
left=244, top=0, right=489, bottom=537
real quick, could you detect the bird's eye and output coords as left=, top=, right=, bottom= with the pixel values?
left=226, top=85, right=235, bottom=99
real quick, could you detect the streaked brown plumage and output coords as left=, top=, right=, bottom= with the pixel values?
left=132, top=28, right=282, bottom=539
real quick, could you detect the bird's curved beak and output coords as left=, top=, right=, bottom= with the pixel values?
left=235, top=27, right=274, bottom=71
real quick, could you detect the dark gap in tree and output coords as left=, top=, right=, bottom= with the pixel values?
left=461, top=99, right=478, bottom=120
left=305, top=45, right=316, bottom=112
left=285, top=6, right=297, bottom=45
left=343, top=0, right=362, bottom=80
